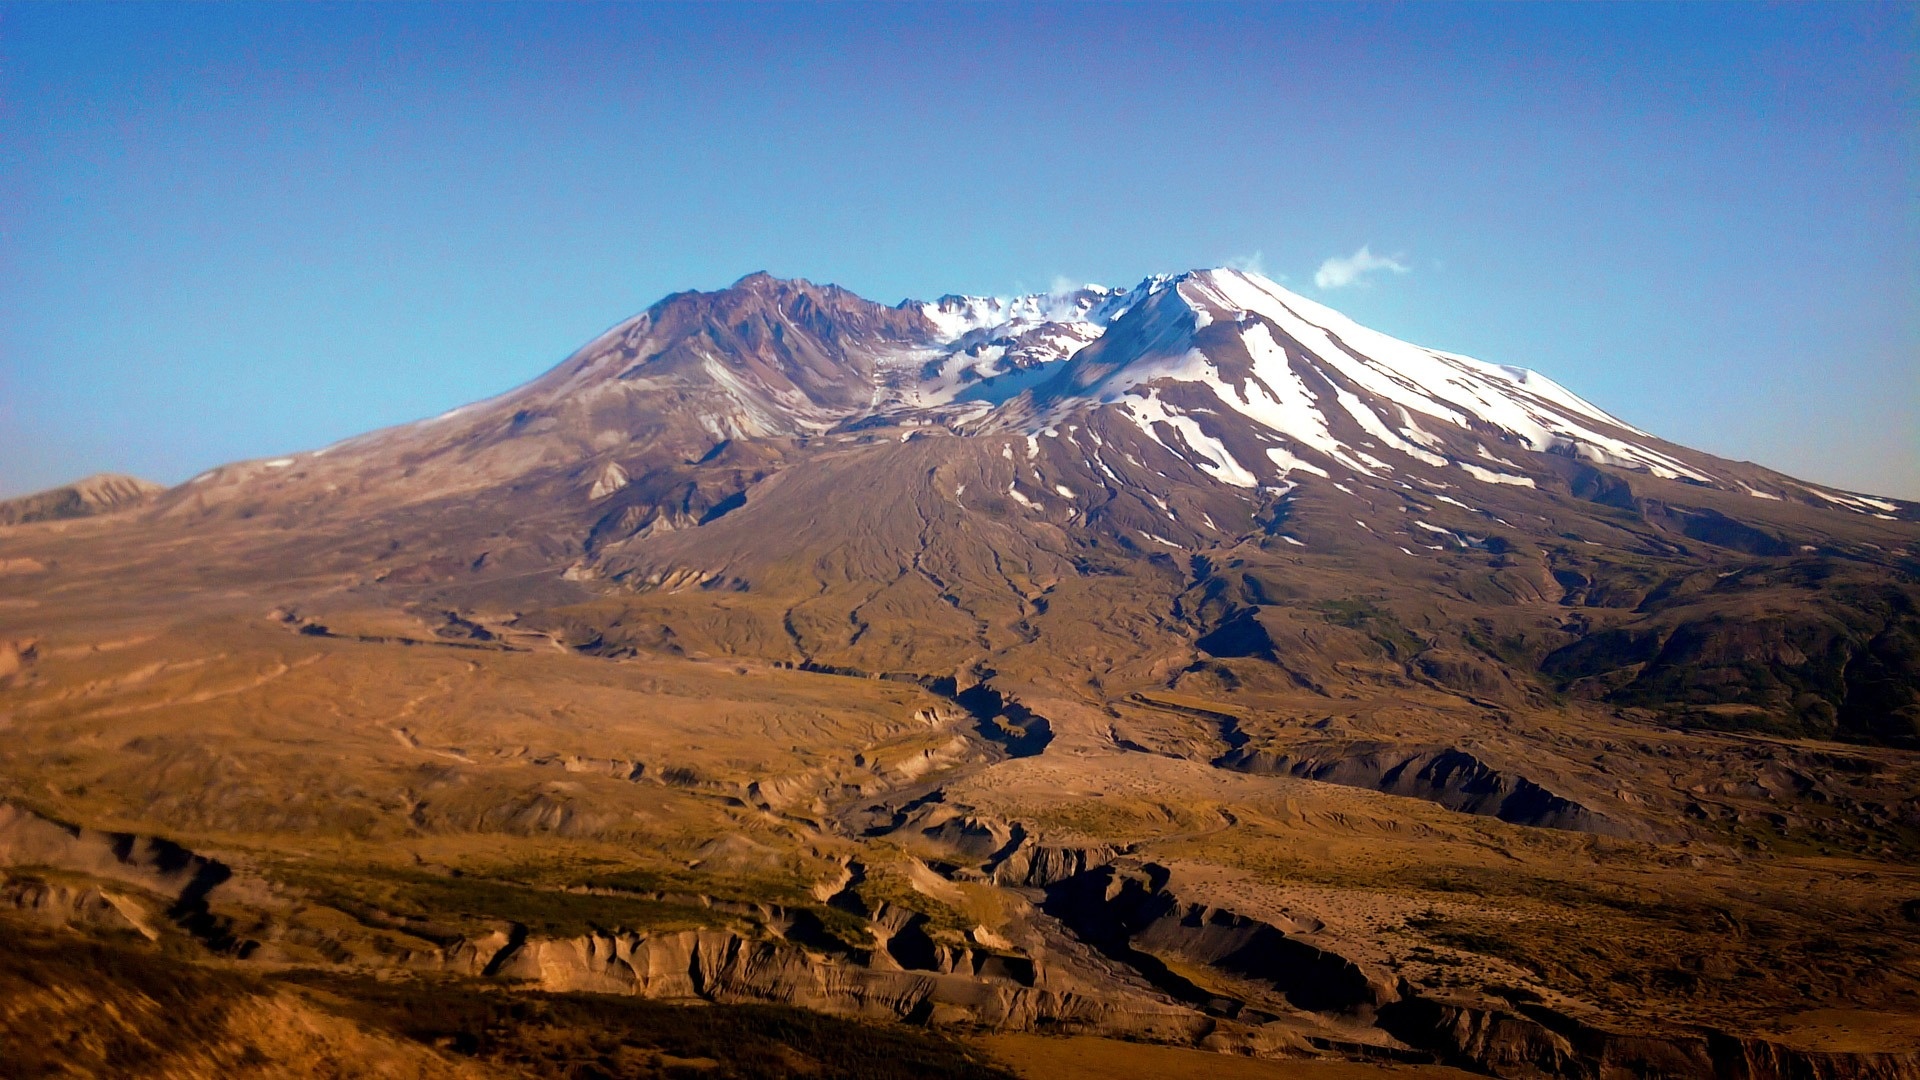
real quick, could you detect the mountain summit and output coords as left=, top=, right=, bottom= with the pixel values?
left=171, top=268, right=1908, bottom=519
left=3, top=269, right=1918, bottom=1078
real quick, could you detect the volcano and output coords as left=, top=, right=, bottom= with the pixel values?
left=3, top=269, right=1917, bottom=1078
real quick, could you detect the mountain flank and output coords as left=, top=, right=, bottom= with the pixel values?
left=1, top=269, right=1916, bottom=1078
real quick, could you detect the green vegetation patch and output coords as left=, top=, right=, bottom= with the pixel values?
left=529, top=860, right=877, bottom=951
left=1317, top=597, right=1425, bottom=659
left=275, top=862, right=722, bottom=938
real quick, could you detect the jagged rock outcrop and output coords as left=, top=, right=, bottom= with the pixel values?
left=1, top=877, right=160, bottom=939
left=0, top=803, right=231, bottom=906
left=468, top=925, right=1206, bottom=1039
left=1040, top=861, right=1398, bottom=1017
left=1382, top=997, right=1920, bottom=1080
left=990, top=841, right=1126, bottom=888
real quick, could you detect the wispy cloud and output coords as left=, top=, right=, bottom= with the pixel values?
left=1222, top=251, right=1266, bottom=276
left=1313, top=245, right=1410, bottom=290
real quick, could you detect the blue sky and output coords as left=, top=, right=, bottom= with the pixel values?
left=3, top=2, right=1914, bottom=497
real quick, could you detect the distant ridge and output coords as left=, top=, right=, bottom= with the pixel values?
left=0, top=473, right=165, bottom=525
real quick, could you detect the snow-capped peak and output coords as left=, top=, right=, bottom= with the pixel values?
left=900, top=283, right=1150, bottom=406
left=915, top=283, right=1136, bottom=344
left=997, top=266, right=1716, bottom=491
left=181, top=268, right=1905, bottom=522
left=897, top=266, right=1723, bottom=494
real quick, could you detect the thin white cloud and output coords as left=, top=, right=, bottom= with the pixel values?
left=1223, top=251, right=1266, bottom=276
left=1314, top=245, right=1410, bottom=290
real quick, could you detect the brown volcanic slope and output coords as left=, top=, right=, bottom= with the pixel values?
left=2, top=270, right=1918, bottom=1079
left=0, top=472, right=163, bottom=526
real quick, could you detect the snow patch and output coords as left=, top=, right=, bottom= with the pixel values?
left=1118, top=389, right=1260, bottom=487
left=1265, top=446, right=1330, bottom=479
left=1475, top=445, right=1522, bottom=468
left=1796, top=485, right=1901, bottom=513
left=1457, top=462, right=1536, bottom=488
